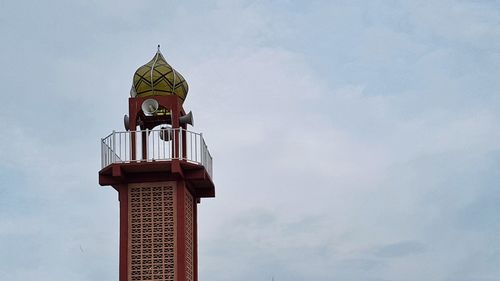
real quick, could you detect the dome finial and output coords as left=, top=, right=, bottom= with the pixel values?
left=157, top=44, right=160, bottom=52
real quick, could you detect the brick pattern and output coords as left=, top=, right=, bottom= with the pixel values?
left=185, top=189, right=194, bottom=281
left=128, top=183, right=176, bottom=281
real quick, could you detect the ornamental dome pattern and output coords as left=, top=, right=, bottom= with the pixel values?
left=131, top=47, right=189, bottom=101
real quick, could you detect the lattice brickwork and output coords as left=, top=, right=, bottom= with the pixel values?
left=128, top=182, right=176, bottom=281
left=185, top=189, right=194, bottom=281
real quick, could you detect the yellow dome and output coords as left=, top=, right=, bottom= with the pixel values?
left=131, top=47, right=189, bottom=101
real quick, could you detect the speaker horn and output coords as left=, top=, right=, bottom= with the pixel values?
left=130, top=85, right=137, bottom=97
left=179, top=111, right=194, bottom=126
left=124, top=114, right=130, bottom=131
left=141, top=98, right=159, bottom=116
left=159, top=126, right=172, bottom=141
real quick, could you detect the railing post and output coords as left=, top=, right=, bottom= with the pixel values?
left=101, top=139, right=104, bottom=168
left=178, top=128, right=184, bottom=160
left=200, top=133, right=204, bottom=166
left=145, top=129, right=149, bottom=161
left=112, top=130, right=116, bottom=163
left=127, top=131, right=131, bottom=163
left=172, top=128, right=176, bottom=159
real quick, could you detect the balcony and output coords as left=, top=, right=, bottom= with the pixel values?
left=100, top=128, right=213, bottom=179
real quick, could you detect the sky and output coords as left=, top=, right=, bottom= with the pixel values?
left=1, top=0, right=500, bottom=280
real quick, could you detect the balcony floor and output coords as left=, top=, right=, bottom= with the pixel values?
left=98, top=159, right=215, bottom=198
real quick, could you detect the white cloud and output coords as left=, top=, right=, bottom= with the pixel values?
left=1, top=1, right=499, bottom=280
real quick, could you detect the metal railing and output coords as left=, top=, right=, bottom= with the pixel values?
left=101, top=128, right=213, bottom=178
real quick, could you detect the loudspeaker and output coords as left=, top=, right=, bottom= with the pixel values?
left=179, top=111, right=194, bottom=126
left=124, top=114, right=130, bottom=131
left=159, top=127, right=172, bottom=141
left=141, top=98, right=159, bottom=116
left=130, top=85, right=137, bottom=97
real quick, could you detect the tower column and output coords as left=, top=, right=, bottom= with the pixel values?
left=193, top=201, right=198, bottom=281
left=119, top=185, right=129, bottom=281
left=98, top=47, right=215, bottom=281
left=176, top=181, right=187, bottom=281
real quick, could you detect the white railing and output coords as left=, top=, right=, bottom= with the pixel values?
left=101, top=128, right=213, bottom=178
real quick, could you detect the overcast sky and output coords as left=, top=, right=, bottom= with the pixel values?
left=1, top=1, right=500, bottom=280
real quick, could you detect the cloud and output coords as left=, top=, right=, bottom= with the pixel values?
left=1, top=0, right=500, bottom=281
left=373, top=240, right=426, bottom=258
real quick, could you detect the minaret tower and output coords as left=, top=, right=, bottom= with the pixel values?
left=98, top=46, right=215, bottom=281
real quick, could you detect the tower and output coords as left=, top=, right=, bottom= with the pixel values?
left=98, top=47, right=215, bottom=281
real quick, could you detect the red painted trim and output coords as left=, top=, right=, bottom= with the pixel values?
left=99, top=162, right=215, bottom=197
left=171, top=159, right=184, bottom=177
left=118, top=184, right=129, bottom=281
left=112, top=165, right=122, bottom=177
left=194, top=200, right=198, bottom=281
left=182, top=129, right=187, bottom=159
left=176, top=181, right=187, bottom=281
left=128, top=98, right=138, bottom=160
